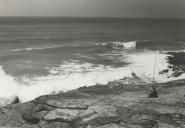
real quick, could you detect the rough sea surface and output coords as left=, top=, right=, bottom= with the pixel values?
left=0, top=17, right=185, bottom=104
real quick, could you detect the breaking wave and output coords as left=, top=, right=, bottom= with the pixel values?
left=1, top=51, right=185, bottom=105
left=111, top=41, right=136, bottom=49
left=10, top=41, right=137, bottom=52
left=11, top=45, right=62, bottom=52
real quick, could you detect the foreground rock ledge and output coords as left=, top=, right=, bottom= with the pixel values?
left=1, top=79, right=185, bottom=128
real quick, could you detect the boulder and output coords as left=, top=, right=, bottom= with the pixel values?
left=0, top=95, right=20, bottom=106
left=11, top=96, right=20, bottom=104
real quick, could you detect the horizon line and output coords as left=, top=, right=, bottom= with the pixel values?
left=0, top=16, right=185, bottom=20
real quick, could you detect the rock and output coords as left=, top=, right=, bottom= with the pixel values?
left=34, top=110, right=49, bottom=120
left=44, top=109, right=83, bottom=122
left=2, top=78, right=185, bottom=128
left=80, top=109, right=97, bottom=119
left=81, top=105, right=118, bottom=124
left=40, top=121, right=71, bottom=128
left=141, top=119, right=158, bottom=128
left=11, top=96, right=20, bottom=104
left=88, top=116, right=122, bottom=127
left=158, top=123, right=176, bottom=128
left=21, top=124, right=40, bottom=128
left=22, top=113, right=40, bottom=124
left=130, top=114, right=152, bottom=124
left=86, top=123, right=125, bottom=128
left=21, top=103, right=41, bottom=124
left=97, top=124, right=126, bottom=128
left=34, top=103, right=52, bottom=112
left=46, top=99, right=88, bottom=110
left=0, top=95, right=20, bottom=106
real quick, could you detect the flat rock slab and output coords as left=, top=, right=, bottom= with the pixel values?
left=44, top=109, right=85, bottom=122
left=46, top=99, right=89, bottom=110
left=44, top=108, right=98, bottom=123
left=97, top=124, right=126, bottom=128
left=158, top=123, right=177, bottom=128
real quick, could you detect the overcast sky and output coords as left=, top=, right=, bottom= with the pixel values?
left=0, top=0, right=185, bottom=18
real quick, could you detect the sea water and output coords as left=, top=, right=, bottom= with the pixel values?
left=0, top=17, right=185, bottom=104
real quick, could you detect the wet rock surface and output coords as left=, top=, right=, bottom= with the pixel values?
left=1, top=79, right=185, bottom=128
left=163, top=52, right=185, bottom=77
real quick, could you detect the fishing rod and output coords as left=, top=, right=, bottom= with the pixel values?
left=152, top=48, right=157, bottom=86
left=149, top=47, right=158, bottom=98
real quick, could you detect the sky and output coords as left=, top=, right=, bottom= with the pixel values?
left=0, top=0, right=185, bottom=18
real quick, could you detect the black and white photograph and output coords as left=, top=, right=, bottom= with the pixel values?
left=0, top=0, right=185, bottom=127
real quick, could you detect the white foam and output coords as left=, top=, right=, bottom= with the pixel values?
left=0, top=66, right=20, bottom=105
left=125, top=51, right=170, bottom=83
left=0, top=51, right=184, bottom=105
left=0, top=62, right=132, bottom=104
left=11, top=45, right=61, bottom=52
left=95, top=43, right=107, bottom=46
left=17, top=62, right=132, bottom=102
left=111, top=41, right=136, bottom=49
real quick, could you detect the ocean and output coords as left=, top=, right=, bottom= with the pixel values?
left=0, top=17, right=185, bottom=104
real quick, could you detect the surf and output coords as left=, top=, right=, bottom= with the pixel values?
left=1, top=50, right=185, bottom=105
left=111, top=41, right=137, bottom=49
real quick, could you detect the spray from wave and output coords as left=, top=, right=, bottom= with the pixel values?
left=0, top=66, right=20, bottom=106
left=0, top=51, right=185, bottom=105
left=111, top=41, right=136, bottom=49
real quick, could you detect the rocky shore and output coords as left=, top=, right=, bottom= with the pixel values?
left=161, top=52, right=185, bottom=77
left=1, top=78, right=185, bottom=128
